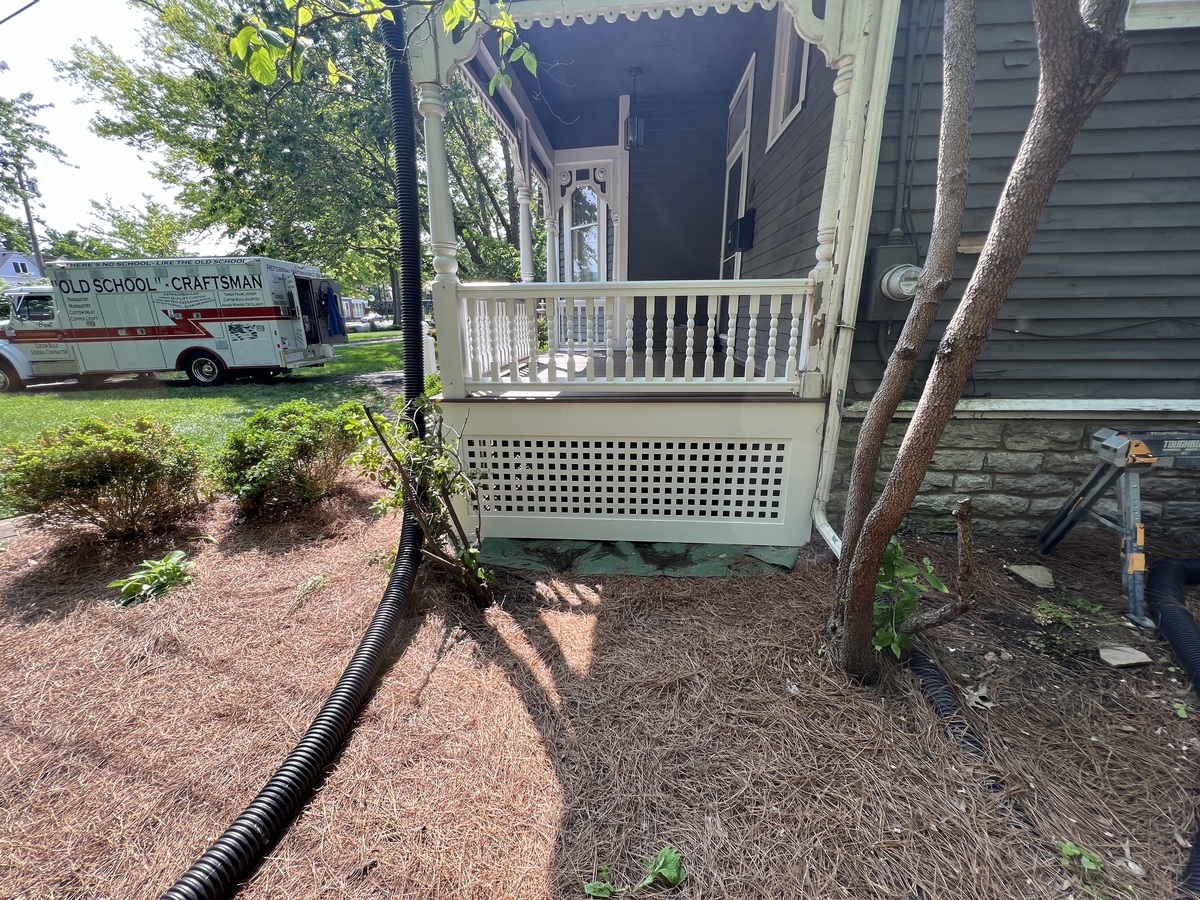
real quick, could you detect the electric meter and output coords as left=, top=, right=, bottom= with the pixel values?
left=880, top=264, right=922, bottom=301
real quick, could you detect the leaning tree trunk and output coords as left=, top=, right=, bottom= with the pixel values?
left=834, top=0, right=1130, bottom=680
left=833, top=0, right=977, bottom=619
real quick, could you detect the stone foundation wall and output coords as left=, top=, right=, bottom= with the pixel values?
left=830, top=418, right=1200, bottom=537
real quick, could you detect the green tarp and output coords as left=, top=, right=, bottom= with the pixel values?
left=478, top=538, right=800, bottom=577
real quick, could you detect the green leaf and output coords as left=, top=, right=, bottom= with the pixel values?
left=872, top=628, right=896, bottom=651
left=230, top=25, right=258, bottom=59
left=297, top=5, right=312, bottom=26
left=248, top=47, right=278, bottom=84
left=492, top=7, right=515, bottom=31
left=443, top=0, right=467, bottom=30
left=258, top=28, right=289, bottom=52
left=521, top=49, right=537, bottom=75
left=584, top=882, right=615, bottom=898
left=289, top=53, right=304, bottom=82
left=925, top=571, right=948, bottom=592
left=647, top=845, right=685, bottom=886
left=364, top=12, right=379, bottom=31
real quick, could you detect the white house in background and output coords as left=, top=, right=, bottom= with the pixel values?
left=342, top=296, right=369, bottom=319
left=0, top=249, right=41, bottom=285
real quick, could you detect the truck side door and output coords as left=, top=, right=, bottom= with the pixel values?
left=102, top=293, right=168, bottom=371
left=56, top=279, right=118, bottom=372
left=9, top=292, right=79, bottom=375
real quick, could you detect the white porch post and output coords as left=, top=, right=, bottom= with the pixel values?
left=517, top=182, right=535, bottom=282
left=810, top=55, right=856, bottom=388
left=418, top=82, right=466, bottom=398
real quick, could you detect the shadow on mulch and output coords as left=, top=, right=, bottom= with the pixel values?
left=0, top=521, right=206, bottom=625
left=0, top=481, right=385, bottom=626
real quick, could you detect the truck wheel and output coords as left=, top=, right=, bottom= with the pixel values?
left=0, top=360, right=22, bottom=393
left=183, top=352, right=228, bottom=387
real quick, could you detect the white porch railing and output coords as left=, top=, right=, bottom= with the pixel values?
left=451, top=278, right=816, bottom=394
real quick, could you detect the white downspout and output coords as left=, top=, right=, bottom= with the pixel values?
left=811, top=0, right=904, bottom=557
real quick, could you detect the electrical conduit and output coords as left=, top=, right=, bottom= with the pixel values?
left=161, top=5, right=425, bottom=897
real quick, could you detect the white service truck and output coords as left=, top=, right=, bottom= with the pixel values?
left=0, top=256, right=348, bottom=391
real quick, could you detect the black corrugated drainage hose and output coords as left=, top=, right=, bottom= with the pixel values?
left=1145, top=558, right=1200, bottom=895
left=161, top=6, right=424, bottom=897
left=907, top=646, right=988, bottom=759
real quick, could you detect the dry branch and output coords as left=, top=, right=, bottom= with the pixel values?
left=901, top=498, right=974, bottom=634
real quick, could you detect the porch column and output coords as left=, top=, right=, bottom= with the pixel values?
left=517, top=181, right=535, bottom=282
left=418, top=82, right=467, bottom=398
left=810, top=55, right=856, bottom=385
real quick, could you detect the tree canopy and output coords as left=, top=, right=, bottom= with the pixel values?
left=57, top=0, right=539, bottom=289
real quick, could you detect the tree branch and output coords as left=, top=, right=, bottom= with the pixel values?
left=900, top=498, right=974, bottom=634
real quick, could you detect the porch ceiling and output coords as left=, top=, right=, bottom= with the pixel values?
left=504, top=6, right=769, bottom=126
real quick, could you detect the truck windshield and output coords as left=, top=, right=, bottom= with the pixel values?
left=13, top=294, right=55, bottom=322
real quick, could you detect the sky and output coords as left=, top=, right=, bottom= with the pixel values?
left=1, top=0, right=196, bottom=242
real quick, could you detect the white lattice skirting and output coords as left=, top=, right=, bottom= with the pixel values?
left=440, top=399, right=825, bottom=546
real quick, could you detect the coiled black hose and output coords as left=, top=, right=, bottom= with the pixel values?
left=1147, top=559, right=1200, bottom=690
left=162, top=5, right=426, bottom=897
left=907, top=646, right=987, bottom=759
left=1144, top=558, right=1200, bottom=896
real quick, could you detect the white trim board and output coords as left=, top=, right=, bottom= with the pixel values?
left=843, top=399, right=1200, bottom=421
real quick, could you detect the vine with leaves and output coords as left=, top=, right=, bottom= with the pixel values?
left=350, top=398, right=494, bottom=605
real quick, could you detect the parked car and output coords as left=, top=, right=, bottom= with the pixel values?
left=344, top=318, right=372, bottom=333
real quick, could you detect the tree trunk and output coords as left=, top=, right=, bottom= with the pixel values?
left=502, top=141, right=520, bottom=244
left=834, top=0, right=977, bottom=611
left=389, top=262, right=402, bottom=329
left=834, top=0, right=1130, bottom=681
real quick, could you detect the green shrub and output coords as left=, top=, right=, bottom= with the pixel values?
left=0, top=417, right=202, bottom=537
left=219, top=399, right=361, bottom=511
left=423, top=371, right=442, bottom=397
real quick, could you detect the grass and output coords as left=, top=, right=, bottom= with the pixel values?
left=0, top=342, right=405, bottom=516
left=347, top=328, right=403, bottom=342
left=295, top=340, right=403, bottom=376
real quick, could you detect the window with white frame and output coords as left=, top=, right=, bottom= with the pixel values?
left=13, top=261, right=30, bottom=275
left=1126, top=0, right=1200, bottom=28
left=766, top=6, right=811, bottom=150
left=568, top=185, right=601, bottom=283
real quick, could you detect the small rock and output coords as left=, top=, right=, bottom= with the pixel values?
left=1099, top=645, right=1153, bottom=668
left=1008, top=564, right=1055, bottom=589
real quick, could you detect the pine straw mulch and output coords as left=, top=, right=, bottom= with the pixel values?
left=1, top=483, right=1199, bottom=900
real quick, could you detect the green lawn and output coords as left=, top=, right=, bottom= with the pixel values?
left=0, top=341, right=405, bottom=470
left=347, top=329, right=403, bottom=342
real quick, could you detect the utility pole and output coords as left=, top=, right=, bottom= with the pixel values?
left=14, top=162, right=44, bottom=274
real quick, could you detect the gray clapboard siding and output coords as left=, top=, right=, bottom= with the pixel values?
left=728, top=7, right=836, bottom=369
left=626, top=93, right=728, bottom=281
left=855, top=0, right=1200, bottom=401
left=738, top=23, right=836, bottom=280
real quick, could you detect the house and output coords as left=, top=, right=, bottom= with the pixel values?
left=342, top=296, right=369, bottom=320
left=405, top=0, right=1200, bottom=549
left=0, top=248, right=42, bottom=285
